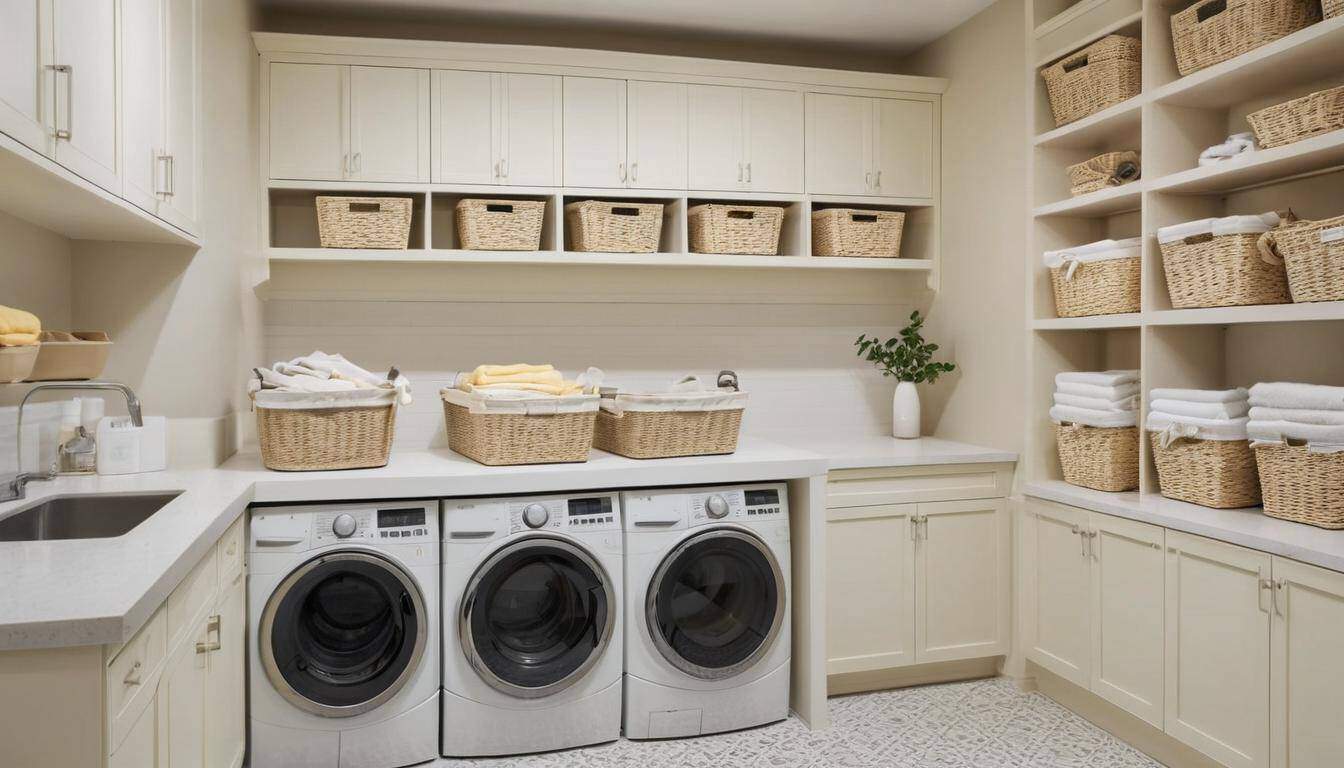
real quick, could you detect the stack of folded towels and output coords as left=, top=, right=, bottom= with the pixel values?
left=1050, top=370, right=1140, bottom=427
left=1247, top=382, right=1344, bottom=452
left=454, top=364, right=600, bottom=398
left=1145, top=387, right=1250, bottom=447
left=0, top=304, right=41, bottom=347
left=251, top=351, right=413, bottom=405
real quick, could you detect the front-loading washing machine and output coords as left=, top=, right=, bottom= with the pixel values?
left=247, top=501, right=440, bottom=768
left=621, top=483, right=791, bottom=739
left=441, top=492, right=624, bottom=756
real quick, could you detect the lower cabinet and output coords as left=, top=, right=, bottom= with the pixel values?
left=1271, top=558, right=1344, bottom=768
left=161, top=609, right=210, bottom=768
left=205, top=572, right=247, bottom=768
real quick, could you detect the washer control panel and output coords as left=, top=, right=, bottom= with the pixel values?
left=623, top=483, right=788, bottom=530
left=506, top=494, right=621, bottom=534
left=311, top=503, right=437, bottom=544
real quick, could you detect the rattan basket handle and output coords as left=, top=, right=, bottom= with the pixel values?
left=1256, top=231, right=1284, bottom=266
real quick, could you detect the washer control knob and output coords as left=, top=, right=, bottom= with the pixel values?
left=332, top=513, right=357, bottom=538
left=523, top=503, right=549, bottom=529
left=706, top=494, right=730, bottom=519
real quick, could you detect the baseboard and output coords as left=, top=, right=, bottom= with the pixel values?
left=1030, top=663, right=1223, bottom=768
left=826, top=657, right=1001, bottom=697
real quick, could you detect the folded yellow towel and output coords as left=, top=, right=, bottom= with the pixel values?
left=471, top=363, right=554, bottom=380
left=472, top=381, right=583, bottom=396
left=0, top=305, right=41, bottom=346
left=474, top=370, right=565, bottom=387
left=0, top=332, right=39, bottom=347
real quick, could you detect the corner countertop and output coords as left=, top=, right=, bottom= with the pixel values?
left=792, top=435, right=1018, bottom=470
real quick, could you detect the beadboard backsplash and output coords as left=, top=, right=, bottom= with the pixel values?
left=261, top=262, right=923, bottom=451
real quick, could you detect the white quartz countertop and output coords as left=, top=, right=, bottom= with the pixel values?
left=792, top=435, right=1017, bottom=470
left=1026, top=480, right=1344, bottom=574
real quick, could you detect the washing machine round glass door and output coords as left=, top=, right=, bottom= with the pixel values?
left=460, top=536, right=615, bottom=698
left=647, top=528, right=785, bottom=680
left=260, top=550, right=427, bottom=718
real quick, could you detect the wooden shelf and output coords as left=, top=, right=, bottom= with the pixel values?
left=1149, top=129, right=1344, bottom=194
left=1035, top=97, right=1143, bottom=149
left=1033, top=183, right=1143, bottom=218
left=265, top=247, right=935, bottom=271
left=1034, top=9, right=1143, bottom=68
left=1147, top=301, right=1344, bottom=326
left=1033, top=313, right=1142, bottom=330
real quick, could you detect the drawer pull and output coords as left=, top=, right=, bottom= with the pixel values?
left=195, top=614, right=222, bottom=654
left=123, top=660, right=143, bottom=686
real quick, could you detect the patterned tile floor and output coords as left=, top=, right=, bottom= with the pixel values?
left=434, top=677, right=1164, bottom=767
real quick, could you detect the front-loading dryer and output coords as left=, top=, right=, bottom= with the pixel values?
left=621, top=484, right=791, bottom=739
left=247, top=501, right=440, bottom=768
left=441, top=492, right=624, bottom=756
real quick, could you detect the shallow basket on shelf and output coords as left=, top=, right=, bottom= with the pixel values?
left=1066, top=151, right=1140, bottom=197
left=455, top=199, right=546, bottom=251
left=1056, top=423, right=1140, bottom=493
left=1246, top=85, right=1344, bottom=149
left=315, top=196, right=412, bottom=249
left=687, top=203, right=784, bottom=255
left=1157, top=215, right=1292, bottom=309
left=1039, top=35, right=1142, bottom=127
left=1046, top=239, right=1143, bottom=317
left=565, top=200, right=664, bottom=253
left=1149, top=433, right=1261, bottom=508
left=1258, top=213, right=1344, bottom=303
left=811, top=209, right=905, bottom=258
left=1169, top=0, right=1320, bottom=77
left=1253, top=442, right=1344, bottom=529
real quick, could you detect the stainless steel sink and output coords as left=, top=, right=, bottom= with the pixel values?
left=0, top=492, right=182, bottom=542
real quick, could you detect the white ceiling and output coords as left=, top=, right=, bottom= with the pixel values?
left=258, top=0, right=996, bottom=53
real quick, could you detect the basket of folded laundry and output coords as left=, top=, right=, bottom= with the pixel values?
left=442, top=364, right=600, bottom=466
left=1248, top=382, right=1344, bottom=529
left=1044, top=238, right=1141, bottom=318
left=250, top=352, right=412, bottom=471
left=594, top=371, right=748, bottom=459
left=1147, top=388, right=1260, bottom=509
left=1158, top=212, right=1293, bottom=309
left=1051, top=370, right=1140, bottom=492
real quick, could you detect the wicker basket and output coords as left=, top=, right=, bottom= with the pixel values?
left=595, top=409, right=744, bottom=459
left=1040, top=36, right=1142, bottom=127
left=1171, top=0, right=1320, bottom=77
left=456, top=199, right=546, bottom=251
left=254, top=396, right=396, bottom=471
left=1258, top=214, right=1344, bottom=302
left=1048, top=255, right=1141, bottom=317
left=1246, top=85, right=1344, bottom=149
left=812, top=209, right=905, bottom=258
left=1149, top=433, right=1261, bottom=508
left=441, top=389, right=597, bottom=466
left=1056, top=424, right=1140, bottom=492
left=1327, top=0, right=1343, bottom=19
left=1254, top=443, right=1344, bottom=528
left=1067, top=151, right=1141, bottom=196
left=565, top=200, right=664, bottom=253
left=316, top=196, right=412, bottom=249
left=1158, top=216, right=1292, bottom=309
left=688, top=204, right=785, bottom=255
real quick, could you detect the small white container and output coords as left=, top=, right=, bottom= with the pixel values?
left=96, top=416, right=167, bottom=475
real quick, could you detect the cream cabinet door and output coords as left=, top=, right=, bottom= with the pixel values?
left=1165, top=531, right=1271, bottom=768
left=432, top=69, right=496, bottom=184
left=500, top=72, right=560, bottom=186
left=825, top=504, right=916, bottom=675
left=1270, top=557, right=1344, bottom=768
left=873, top=98, right=934, bottom=199
left=1088, top=513, right=1164, bottom=729
left=349, top=66, right=429, bottom=183
left=159, top=0, right=197, bottom=233
left=627, top=80, right=686, bottom=190
left=110, top=690, right=158, bottom=768
left=687, top=84, right=743, bottom=191
left=205, top=573, right=245, bottom=768
left=160, top=610, right=210, bottom=768
left=914, top=499, right=1008, bottom=663
left=1024, top=501, right=1091, bottom=687
left=120, top=0, right=164, bottom=213
left=743, top=87, right=802, bottom=193
left=269, top=63, right=346, bottom=181
left=806, top=93, right=870, bottom=196
left=51, top=0, right=118, bottom=191
left=0, top=0, right=52, bottom=154
left=562, top=76, right=626, bottom=188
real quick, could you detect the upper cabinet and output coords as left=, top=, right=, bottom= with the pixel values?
left=808, top=93, right=935, bottom=199
left=52, top=0, right=119, bottom=192
left=0, top=0, right=53, bottom=155
left=688, top=84, right=802, bottom=194
left=270, top=63, right=430, bottom=183
left=563, top=77, right=688, bottom=190
left=433, top=70, right=559, bottom=186
left=628, top=80, right=687, bottom=190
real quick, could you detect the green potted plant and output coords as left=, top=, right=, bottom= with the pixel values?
left=856, top=311, right=956, bottom=438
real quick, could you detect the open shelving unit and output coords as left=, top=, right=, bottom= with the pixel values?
left=1026, top=0, right=1344, bottom=511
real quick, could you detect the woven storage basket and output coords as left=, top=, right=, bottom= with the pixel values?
left=1158, top=218, right=1292, bottom=309
left=1056, top=424, right=1140, bottom=492
left=254, top=394, right=396, bottom=471
left=1049, top=256, right=1141, bottom=317
left=316, top=196, right=412, bottom=249
left=1327, top=0, right=1343, bottom=19
left=1254, top=443, right=1344, bottom=528
left=688, top=204, right=785, bottom=255
left=811, top=209, right=906, bottom=258
left=456, top=199, right=546, bottom=251
left=1149, top=433, right=1261, bottom=508
left=594, top=409, right=744, bottom=459
left=1170, top=0, right=1320, bottom=77
left=1259, top=214, right=1344, bottom=302
left=1246, top=85, right=1344, bottom=148
left=565, top=200, right=664, bottom=253
left=1067, top=151, right=1141, bottom=196
left=1040, top=35, right=1142, bottom=127
left=441, top=389, right=597, bottom=466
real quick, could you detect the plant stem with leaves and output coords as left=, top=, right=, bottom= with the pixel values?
left=855, top=311, right=956, bottom=384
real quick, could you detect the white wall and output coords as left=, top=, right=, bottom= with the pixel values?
left=0, top=211, right=71, bottom=332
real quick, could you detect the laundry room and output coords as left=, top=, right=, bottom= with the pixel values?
left=3, top=0, right=1344, bottom=766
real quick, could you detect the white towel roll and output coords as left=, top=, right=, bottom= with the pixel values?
left=1149, top=399, right=1248, bottom=420
left=1050, top=405, right=1138, bottom=428
left=1148, top=387, right=1248, bottom=404
left=1055, top=370, right=1140, bottom=387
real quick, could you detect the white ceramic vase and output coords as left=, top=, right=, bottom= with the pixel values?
left=893, top=381, right=921, bottom=439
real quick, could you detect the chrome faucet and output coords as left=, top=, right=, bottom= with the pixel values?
left=2, top=382, right=144, bottom=503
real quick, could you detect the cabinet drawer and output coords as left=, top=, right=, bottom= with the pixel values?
left=217, top=515, right=244, bottom=582
left=106, top=607, right=165, bottom=752
left=168, top=547, right=217, bottom=642
left=827, top=463, right=1013, bottom=508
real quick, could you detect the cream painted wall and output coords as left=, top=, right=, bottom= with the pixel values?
left=0, top=210, right=71, bottom=332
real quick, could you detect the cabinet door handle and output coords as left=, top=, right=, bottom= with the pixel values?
left=1258, top=576, right=1273, bottom=614
left=865, top=171, right=872, bottom=191
left=500, top=158, right=507, bottom=179
left=618, top=161, right=626, bottom=182
left=343, top=153, right=350, bottom=177
left=1273, top=579, right=1286, bottom=617
left=745, top=162, right=752, bottom=183
left=352, top=152, right=361, bottom=174
left=876, top=170, right=882, bottom=190
left=47, top=64, right=72, bottom=140
left=630, top=161, right=638, bottom=183
left=195, top=614, right=222, bottom=654
left=163, top=155, right=175, bottom=198
left=123, top=660, right=143, bottom=686
left=737, top=162, right=743, bottom=183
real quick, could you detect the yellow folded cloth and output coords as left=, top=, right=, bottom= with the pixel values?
left=472, top=381, right=583, bottom=396
left=0, top=332, right=39, bottom=347
left=474, top=370, right=565, bottom=387
left=0, top=305, right=41, bottom=346
left=471, top=363, right=554, bottom=380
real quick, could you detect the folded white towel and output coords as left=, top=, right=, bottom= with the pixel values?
left=290, top=351, right=412, bottom=406
left=254, top=366, right=359, bottom=393
left=1249, top=382, right=1344, bottom=411
left=1054, top=392, right=1139, bottom=412
left=1057, top=381, right=1140, bottom=401
left=1197, top=132, right=1257, bottom=167
left=1146, top=412, right=1249, bottom=443
left=1055, top=370, right=1139, bottom=388
left=1248, top=406, right=1344, bottom=426
left=1248, top=419, right=1344, bottom=446
left=1050, top=405, right=1138, bottom=428
left=1149, top=399, right=1248, bottom=420
left=1149, top=387, right=1248, bottom=404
